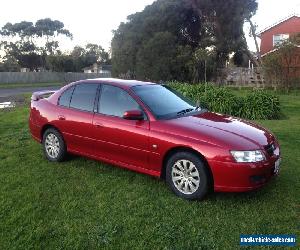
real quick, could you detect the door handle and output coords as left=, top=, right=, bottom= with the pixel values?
left=58, top=115, right=65, bottom=121
left=94, top=122, right=103, bottom=128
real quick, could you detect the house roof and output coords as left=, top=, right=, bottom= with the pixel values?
left=257, top=14, right=300, bottom=36
left=82, top=66, right=93, bottom=70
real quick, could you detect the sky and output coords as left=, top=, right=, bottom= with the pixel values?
left=0, top=0, right=300, bottom=52
left=245, top=0, right=300, bottom=50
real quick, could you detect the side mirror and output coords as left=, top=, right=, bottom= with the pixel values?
left=123, top=110, right=144, bottom=120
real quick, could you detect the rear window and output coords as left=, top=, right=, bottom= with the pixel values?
left=70, top=83, right=99, bottom=112
left=58, top=86, right=75, bottom=107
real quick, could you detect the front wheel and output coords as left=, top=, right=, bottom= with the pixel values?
left=42, top=128, right=66, bottom=162
left=166, top=152, right=210, bottom=200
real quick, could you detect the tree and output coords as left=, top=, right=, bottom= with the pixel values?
left=112, top=0, right=203, bottom=80
left=246, top=18, right=261, bottom=66
left=111, top=0, right=258, bottom=82
left=192, top=48, right=217, bottom=82
left=85, top=43, right=110, bottom=65
left=0, top=18, right=72, bottom=70
left=46, top=54, right=74, bottom=72
left=0, top=55, right=20, bottom=72
left=46, top=44, right=111, bottom=72
left=136, top=32, right=179, bottom=81
left=232, top=50, right=251, bottom=67
left=188, top=0, right=258, bottom=67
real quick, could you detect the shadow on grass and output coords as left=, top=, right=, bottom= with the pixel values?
left=60, top=153, right=278, bottom=204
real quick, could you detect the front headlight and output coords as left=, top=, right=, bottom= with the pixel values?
left=231, top=150, right=266, bottom=163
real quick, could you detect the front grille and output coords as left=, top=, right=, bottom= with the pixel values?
left=264, top=143, right=276, bottom=156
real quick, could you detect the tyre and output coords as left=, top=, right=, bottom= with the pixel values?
left=42, top=128, right=66, bottom=162
left=166, top=151, right=209, bottom=200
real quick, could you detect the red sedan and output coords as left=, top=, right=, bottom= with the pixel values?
left=29, top=79, right=281, bottom=200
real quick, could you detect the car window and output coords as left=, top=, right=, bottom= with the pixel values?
left=70, top=83, right=99, bottom=112
left=98, top=85, right=141, bottom=117
left=58, top=86, right=75, bottom=107
left=132, top=85, right=196, bottom=119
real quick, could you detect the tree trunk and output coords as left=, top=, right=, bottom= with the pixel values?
left=247, top=18, right=262, bottom=66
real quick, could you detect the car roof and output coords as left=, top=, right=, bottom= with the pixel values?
left=80, top=78, right=156, bottom=89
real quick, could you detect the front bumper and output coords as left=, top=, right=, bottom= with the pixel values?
left=209, top=154, right=280, bottom=192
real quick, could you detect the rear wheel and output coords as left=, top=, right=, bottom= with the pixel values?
left=42, top=128, right=66, bottom=162
left=166, top=152, right=209, bottom=200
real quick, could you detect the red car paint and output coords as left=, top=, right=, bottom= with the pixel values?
left=29, top=79, right=281, bottom=192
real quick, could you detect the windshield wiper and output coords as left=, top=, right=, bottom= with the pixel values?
left=177, top=108, right=194, bottom=116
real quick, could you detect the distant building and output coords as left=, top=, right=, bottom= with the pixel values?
left=20, top=67, right=30, bottom=72
left=20, top=67, right=49, bottom=72
left=258, top=14, right=300, bottom=81
left=83, top=63, right=112, bottom=74
left=258, top=14, right=300, bottom=56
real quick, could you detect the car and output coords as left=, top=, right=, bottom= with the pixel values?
left=29, top=78, right=281, bottom=200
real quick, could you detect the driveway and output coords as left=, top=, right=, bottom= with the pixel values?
left=0, top=86, right=59, bottom=98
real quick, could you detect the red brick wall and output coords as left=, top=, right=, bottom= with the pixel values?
left=260, top=16, right=300, bottom=55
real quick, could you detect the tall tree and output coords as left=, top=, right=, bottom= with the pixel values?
left=136, top=32, right=179, bottom=81
left=187, top=0, right=258, bottom=67
left=0, top=18, right=72, bottom=70
left=112, top=0, right=202, bottom=80
left=112, top=0, right=258, bottom=81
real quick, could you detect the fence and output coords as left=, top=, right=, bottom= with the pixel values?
left=0, top=72, right=111, bottom=84
left=217, top=67, right=265, bottom=87
left=217, top=67, right=300, bottom=88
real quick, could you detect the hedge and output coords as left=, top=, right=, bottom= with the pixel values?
left=168, top=82, right=281, bottom=120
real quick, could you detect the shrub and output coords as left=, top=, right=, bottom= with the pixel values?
left=240, top=90, right=281, bottom=120
left=199, top=87, right=241, bottom=116
left=168, top=81, right=212, bottom=101
left=167, top=82, right=281, bottom=120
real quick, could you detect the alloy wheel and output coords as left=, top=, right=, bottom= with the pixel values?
left=45, top=133, right=60, bottom=159
left=171, top=159, right=200, bottom=195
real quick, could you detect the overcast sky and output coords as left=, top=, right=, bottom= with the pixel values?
left=0, top=0, right=300, bottom=52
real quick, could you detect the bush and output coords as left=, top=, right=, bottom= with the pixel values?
left=200, top=87, right=241, bottom=116
left=168, top=81, right=212, bottom=101
left=240, top=90, right=281, bottom=120
left=167, top=82, right=281, bottom=120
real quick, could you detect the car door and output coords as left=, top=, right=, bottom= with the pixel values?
left=92, top=84, right=150, bottom=169
left=55, top=83, right=99, bottom=155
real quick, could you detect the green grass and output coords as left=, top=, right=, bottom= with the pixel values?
left=0, top=82, right=64, bottom=89
left=0, top=93, right=299, bottom=249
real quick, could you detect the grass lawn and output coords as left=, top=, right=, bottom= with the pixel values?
left=0, top=82, right=64, bottom=89
left=0, top=92, right=299, bottom=249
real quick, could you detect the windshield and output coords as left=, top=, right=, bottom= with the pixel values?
left=132, top=84, right=201, bottom=119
